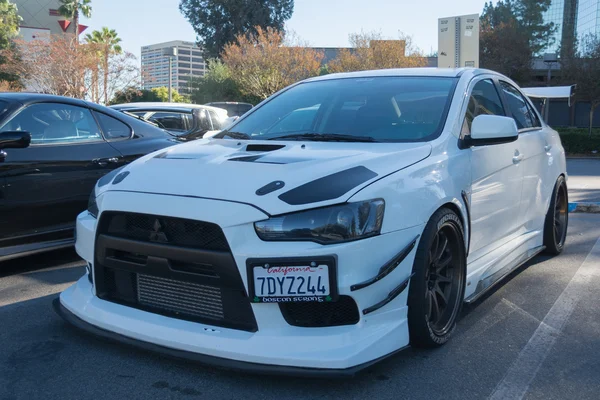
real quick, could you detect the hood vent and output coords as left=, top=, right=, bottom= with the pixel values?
left=245, top=144, right=285, bottom=152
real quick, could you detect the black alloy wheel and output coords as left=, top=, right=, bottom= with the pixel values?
left=544, top=176, right=568, bottom=255
left=408, top=208, right=466, bottom=347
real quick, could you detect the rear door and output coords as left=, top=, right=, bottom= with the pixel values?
left=464, top=78, right=525, bottom=260
left=0, top=102, right=122, bottom=242
left=498, top=81, right=548, bottom=231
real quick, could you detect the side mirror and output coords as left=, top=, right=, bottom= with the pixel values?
left=467, top=115, right=518, bottom=147
left=0, top=131, right=31, bottom=150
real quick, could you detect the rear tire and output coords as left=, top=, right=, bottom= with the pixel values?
left=543, top=176, right=568, bottom=255
left=407, top=208, right=466, bottom=348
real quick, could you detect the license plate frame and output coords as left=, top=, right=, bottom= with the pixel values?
left=246, top=256, right=338, bottom=303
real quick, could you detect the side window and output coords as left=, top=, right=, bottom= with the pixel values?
left=500, top=82, right=538, bottom=130
left=0, top=103, right=102, bottom=145
left=462, top=79, right=505, bottom=135
left=197, top=109, right=213, bottom=131
left=94, top=112, right=132, bottom=139
left=208, top=110, right=226, bottom=130
left=147, top=112, right=190, bottom=132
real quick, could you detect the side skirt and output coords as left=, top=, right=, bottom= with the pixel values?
left=465, top=245, right=546, bottom=304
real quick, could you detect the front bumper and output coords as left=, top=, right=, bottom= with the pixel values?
left=61, top=191, right=423, bottom=372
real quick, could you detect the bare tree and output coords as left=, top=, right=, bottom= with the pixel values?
left=562, top=34, right=600, bottom=136
left=328, top=31, right=427, bottom=73
left=222, top=27, right=324, bottom=101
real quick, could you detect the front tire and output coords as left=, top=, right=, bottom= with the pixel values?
left=407, top=208, right=466, bottom=348
left=543, top=176, right=568, bottom=255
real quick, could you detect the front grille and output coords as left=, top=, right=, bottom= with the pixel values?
left=137, top=274, right=224, bottom=320
left=94, top=212, right=257, bottom=332
left=102, top=212, right=230, bottom=251
left=279, top=296, right=360, bottom=327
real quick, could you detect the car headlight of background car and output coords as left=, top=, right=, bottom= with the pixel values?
left=254, top=199, right=385, bottom=244
left=88, top=190, right=98, bottom=218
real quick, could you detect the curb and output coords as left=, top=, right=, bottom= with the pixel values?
left=568, top=202, right=600, bottom=213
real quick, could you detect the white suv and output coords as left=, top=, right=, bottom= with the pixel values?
left=55, top=68, right=568, bottom=375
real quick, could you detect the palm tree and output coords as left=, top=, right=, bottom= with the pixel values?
left=85, top=27, right=123, bottom=104
left=58, top=0, right=92, bottom=43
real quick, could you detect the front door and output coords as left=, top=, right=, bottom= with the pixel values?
left=463, top=78, right=525, bottom=261
left=0, top=102, right=122, bottom=244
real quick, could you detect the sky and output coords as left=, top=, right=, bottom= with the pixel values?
left=82, top=0, right=492, bottom=61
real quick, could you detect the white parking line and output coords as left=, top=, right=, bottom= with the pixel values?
left=488, top=237, right=600, bottom=400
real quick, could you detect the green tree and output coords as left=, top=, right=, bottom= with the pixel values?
left=85, top=27, right=123, bottom=104
left=179, top=0, right=294, bottom=58
left=512, top=0, right=555, bottom=55
left=151, top=87, right=187, bottom=103
left=562, top=34, right=600, bottom=136
left=58, top=0, right=92, bottom=43
left=0, top=0, right=21, bottom=87
left=110, top=87, right=161, bottom=105
left=187, top=59, right=242, bottom=103
left=480, top=1, right=532, bottom=83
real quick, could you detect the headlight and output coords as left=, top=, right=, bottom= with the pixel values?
left=254, top=199, right=385, bottom=244
left=88, top=190, right=98, bottom=218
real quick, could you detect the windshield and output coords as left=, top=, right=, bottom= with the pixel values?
left=218, top=77, right=457, bottom=142
left=0, top=100, right=11, bottom=121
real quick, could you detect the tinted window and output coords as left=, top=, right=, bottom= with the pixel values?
left=222, top=77, right=456, bottom=142
left=462, top=79, right=505, bottom=135
left=147, top=111, right=191, bottom=132
left=0, top=103, right=102, bottom=145
left=0, top=100, right=10, bottom=120
left=208, top=109, right=227, bottom=130
left=94, top=112, right=132, bottom=139
left=197, top=109, right=212, bottom=131
left=500, top=82, right=538, bottom=130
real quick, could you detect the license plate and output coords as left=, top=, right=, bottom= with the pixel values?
left=247, top=258, right=337, bottom=303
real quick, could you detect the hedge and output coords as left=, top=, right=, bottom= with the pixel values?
left=555, top=128, right=600, bottom=156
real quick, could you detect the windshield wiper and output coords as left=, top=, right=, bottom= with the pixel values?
left=214, top=131, right=251, bottom=140
left=267, top=133, right=378, bottom=143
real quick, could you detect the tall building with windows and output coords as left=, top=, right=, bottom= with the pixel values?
left=543, top=0, right=600, bottom=54
left=141, top=41, right=206, bottom=94
left=576, top=0, right=600, bottom=39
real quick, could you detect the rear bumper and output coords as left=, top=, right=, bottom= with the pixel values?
left=53, top=296, right=406, bottom=378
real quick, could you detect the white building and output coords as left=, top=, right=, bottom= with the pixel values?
left=141, top=41, right=206, bottom=94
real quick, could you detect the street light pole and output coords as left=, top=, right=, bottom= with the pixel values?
left=168, top=56, right=172, bottom=103
left=162, top=47, right=178, bottom=103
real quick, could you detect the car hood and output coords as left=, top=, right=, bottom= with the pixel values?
left=100, top=139, right=432, bottom=216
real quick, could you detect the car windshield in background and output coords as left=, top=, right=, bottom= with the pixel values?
left=218, top=77, right=457, bottom=143
left=209, top=103, right=252, bottom=117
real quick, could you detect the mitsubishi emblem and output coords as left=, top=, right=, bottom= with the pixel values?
left=149, top=219, right=169, bottom=243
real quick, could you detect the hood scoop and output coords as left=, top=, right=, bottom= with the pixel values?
left=245, top=144, right=285, bottom=152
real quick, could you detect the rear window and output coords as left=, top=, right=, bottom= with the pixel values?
left=223, top=77, right=457, bottom=142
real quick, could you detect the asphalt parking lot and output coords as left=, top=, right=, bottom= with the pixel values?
left=567, top=158, right=600, bottom=203
left=1, top=212, right=599, bottom=400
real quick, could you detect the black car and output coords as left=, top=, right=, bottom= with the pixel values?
left=111, top=103, right=230, bottom=141
left=205, top=102, right=253, bottom=118
left=0, top=93, right=179, bottom=261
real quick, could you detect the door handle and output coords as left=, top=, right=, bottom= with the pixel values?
left=545, top=145, right=552, bottom=152
left=513, top=154, right=524, bottom=164
left=93, top=157, right=120, bottom=167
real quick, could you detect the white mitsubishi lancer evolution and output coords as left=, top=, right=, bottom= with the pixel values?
left=55, top=68, right=568, bottom=376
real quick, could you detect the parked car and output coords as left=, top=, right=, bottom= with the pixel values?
left=0, top=93, right=179, bottom=262
left=205, top=101, right=253, bottom=118
left=111, top=102, right=230, bottom=141
left=56, top=68, right=568, bottom=375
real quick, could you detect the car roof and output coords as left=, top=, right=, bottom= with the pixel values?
left=304, top=67, right=500, bottom=83
left=0, top=92, right=88, bottom=106
left=112, top=102, right=227, bottom=114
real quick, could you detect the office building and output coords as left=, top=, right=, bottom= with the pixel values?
left=543, top=0, right=600, bottom=54
left=141, top=41, right=206, bottom=94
